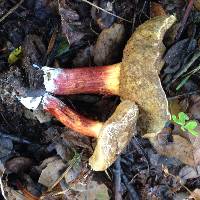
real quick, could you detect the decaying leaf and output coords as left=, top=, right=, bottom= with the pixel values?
left=162, top=38, right=197, bottom=87
left=152, top=97, right=200, bottom=167
left=189, top=188, right=200, bottom=200
left=179, top=97, right=200, bottom=165
left=5, top=157, right=33, bottom=174
left=75, top=180, right=109, bottom=200
left=187, top=124, right=200, bottom=165
left=169, top=99, right=183, bottom=117
left=194, top=0, right=200, bottom=11
left=38, top=157, right=66, bottom=188
left=58, top=0, right=85, bottom=45
left=179, top=165, right=200, bottom=180
left=188, top=95, right=200, bottom=121
left=150, top=2, right=166, bottom=17
left=93, top=23, right=125, bottom=65
left=120, top=15, right=176, bottom=135
left=148, top=135, right=195, bottom=166
left=91, top=0, right=116, bottom=29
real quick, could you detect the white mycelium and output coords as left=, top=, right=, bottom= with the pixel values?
left=18, top=96, right=43, bottom=110
left=42, top=66, right=62, bottom=93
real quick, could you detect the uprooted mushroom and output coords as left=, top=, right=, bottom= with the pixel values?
left=19, top=15, right=176, bottom=171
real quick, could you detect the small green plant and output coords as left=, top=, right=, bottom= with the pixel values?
left=172, top=112, right=199, bottom=136
left=8, top=46, right=22, bottom=64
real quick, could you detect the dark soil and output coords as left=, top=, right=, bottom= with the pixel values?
left=1, top=0, right=200, bottom=199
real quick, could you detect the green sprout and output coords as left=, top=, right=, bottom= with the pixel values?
left=172, top=112, right=199, bottom=136
left=8, top=46, right=22, bottom=64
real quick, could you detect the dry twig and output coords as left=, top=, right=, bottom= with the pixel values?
left=81, top=0, right=132, bottom=23
left=0, top=0, right=24, bottom=23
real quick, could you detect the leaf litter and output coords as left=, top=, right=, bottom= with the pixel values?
left=2, top=0, right=200, bottom=199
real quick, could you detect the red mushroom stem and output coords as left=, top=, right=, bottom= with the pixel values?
left=42, top=63, right=120, bottom=95
left=42, top=93, right=103, bottom=137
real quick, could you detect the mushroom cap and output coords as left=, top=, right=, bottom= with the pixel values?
left=89, top=100, right=138, bottom=171
left=119, top=15, right=176, bottom=134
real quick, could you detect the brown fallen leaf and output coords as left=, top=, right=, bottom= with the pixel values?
left=74, top=180, right=109, bottom=200
left=155, top=97, right=200, bottom=166
left=188, top=95, right=200, bottom=121
left=194, top=0, right=200, bottom=11
left=5, top=157, right=33, bottom=174
left=93, top=23, right=125, bottom=65
left=179, top=165, right=200, bottom=180
left=148, top=135, right=195, bottom=166
left=168, top=98, right=183, bottom=116
left=190, top=189, right=200, bottom=200
left=58, top=0, right=85, bottom=45
left=150, top=2, right=166, bottom=17
left=186, top=124, right=200, bottom=165
left=73, top=46, right=92, bottom=66
left=22, top=34, right=46, bottom=89
left=38, top=157, right=66, bottom=188
left=91, top=0, right=116, bottom=29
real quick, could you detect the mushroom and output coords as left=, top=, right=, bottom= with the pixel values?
left=19, top=15, right=176, bottom=171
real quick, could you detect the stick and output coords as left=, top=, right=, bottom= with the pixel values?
left=0, top=0, right=24, bottom=23
left=81, top=0, right=132, bottom=23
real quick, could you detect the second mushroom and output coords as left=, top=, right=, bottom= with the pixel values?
left=19, top=15, right=176, bottom=171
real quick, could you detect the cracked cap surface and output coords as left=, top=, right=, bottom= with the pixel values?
left=119, top=15, right=176, bottom=134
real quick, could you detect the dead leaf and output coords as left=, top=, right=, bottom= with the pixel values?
left=64, top=162, right=82, bottom=184
left=186, top=124, right=200, bottom=165
left=38, top=157, right=66, bottom=188
left=150, top=2, right=166, bottom=17
left=91, top=0, right=116, bottom=29
left=174, top=192, right=189, bottom=200
left=3, top=186, right=27, bottom=200
left=179, top=165, right=200, bottom=180
left=22, top=34, right=46, bottom=89
left=169, top=99, right=183, bottom=116
left=164, top=22, right=180, bottom=47
left=73, top=46, right=92, bottom=66
left=74, top=180, right=109, bottom=200
left=162, top=38, right=197, bottom=87
left=188, top=95, right=200, bottom=121
left=93, top=23, right=125, bottom=65
left=149, top=135, right=195, bottom=166
left=61, top=129, right=93, bottom=153
left=0, top=136, right=13, bottom=160
left=190, top=189, right=200, bottom=200
left=5, top=157, right=33, bottom=174
left=58, top=0, right=85, bottom=45
left=194, top=0, right=200, bottom=11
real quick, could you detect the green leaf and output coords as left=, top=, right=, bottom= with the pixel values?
left=184, top=121, right=198, bottom=130
left=178, top=112, right=189, bottom=124
left=172, top=114, right=178, bottom=122
left=172, top=114, right=184, bottom=125
left=188, top=129, right=199, bottom=136
left=8, top=46, right=22, bottom=64
left=172, top=113, right=186, bottom=126
left=181, top=126, right=186, bottom=131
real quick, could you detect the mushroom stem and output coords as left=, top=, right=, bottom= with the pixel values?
left=42, top=63, right=121, bottom=95
left=42, top=93, right=102, bottom=137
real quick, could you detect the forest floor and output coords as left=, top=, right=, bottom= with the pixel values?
left=1, top=0, right=200, bottom=199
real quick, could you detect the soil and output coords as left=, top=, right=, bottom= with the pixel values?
left=1, top=0, right=200, bottom=200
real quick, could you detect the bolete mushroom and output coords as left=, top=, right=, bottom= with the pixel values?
left=19, top=15, right=176, bottom=171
